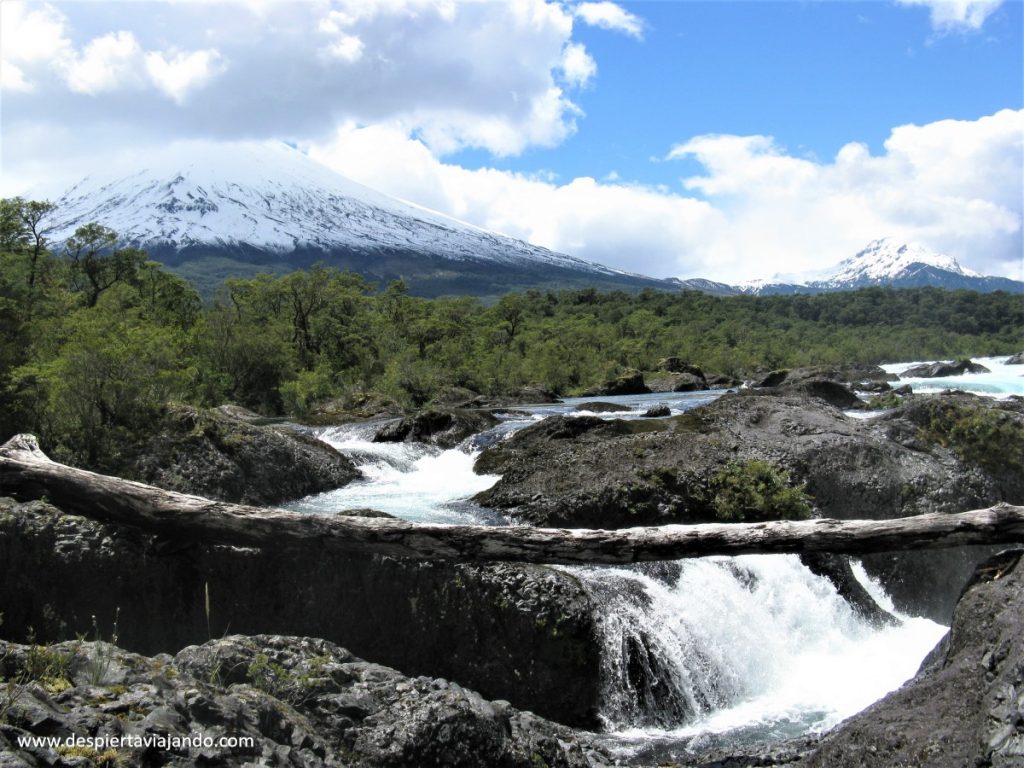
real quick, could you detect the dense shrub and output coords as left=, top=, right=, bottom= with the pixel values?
left=707, top=460, right=814, bottom=521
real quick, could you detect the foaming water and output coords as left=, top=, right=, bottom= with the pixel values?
left=572, top=555, right=946, bottom=759
left=288, top=400, right=949, bottom=758
left=882, top=354, right=1024, bottom=398
left=283, top=423, right=504, bottom=524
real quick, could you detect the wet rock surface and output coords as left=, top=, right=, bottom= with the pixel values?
left=802, top=548, right=1024, bottom=768
left=304, top=392, right=405, bottom=425
left=464, top=386, right=563, bottom=407
left=752, top=365, right=897, bottom=389
left=474, top=391, right=1024, bottom=620
left=584, top=372, right=651, bottom=396
left=576, top=402, right=633, bottom=413
left=0, top=634, right=612, bottom=767
left=124, top=405, right=360, bottom=506
left=372, top=408, right=500, bottom=449
left=0, top=499, right=601, bottom=728
left=642, top=405, right=671, bottom=418
left=647, top=372, right=707, bottom=393
left=901, top=358, right=991, bottom=378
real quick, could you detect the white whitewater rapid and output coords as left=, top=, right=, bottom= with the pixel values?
left=576, top=557, right=944, bottom=755
left=883, top=354, right=1024, bottom=399
left=286, top=398, right=949, bottom=752
left=283, top=421, right=505, bottom=525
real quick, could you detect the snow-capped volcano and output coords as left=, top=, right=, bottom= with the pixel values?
left=43, top=141, right=684, bottom=297
left=738, top=238, right=1019, bottom=295
left=815, top=238, right=979, bottom=286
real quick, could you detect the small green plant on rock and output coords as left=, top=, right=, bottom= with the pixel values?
left=56, top=745, right=124, bottom=767
left=23, top=643, right=74, bottom=694
left=920, top=404, right=1024, bottom=476
left=865, top=391, right=902, bottom=410
left=247, top=653, right=295, bottom=701
left=707, top=460, right=813, bottom=522
left=84, top=610, right=120, bottom=686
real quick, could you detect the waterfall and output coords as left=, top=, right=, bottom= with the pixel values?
left=294, top=410, right=949, bottom=752
left=571, top=555, right=947, bottom=742
left=282, top=422, right=505, bottom=524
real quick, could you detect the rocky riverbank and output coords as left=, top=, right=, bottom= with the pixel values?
left=0, top=634, right=612, bottom=767
left=2, top=382, right=1023, bottom=766
left=123, top=405, right=360, bottom=506
left=0, top=497, right=601, bottom=728
left=3, top=548, right=1021, bottom=767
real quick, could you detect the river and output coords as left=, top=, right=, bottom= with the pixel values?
left=283, top=356, right=1017, bottom=761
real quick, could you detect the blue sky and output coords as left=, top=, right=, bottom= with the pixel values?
left=453, top=1, right=1023, bottom=191
left=2, top=0, right=1022, bottom=282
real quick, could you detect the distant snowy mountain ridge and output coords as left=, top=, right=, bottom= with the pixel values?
left=45, top=141, right=617, bottom=274
left=738, top=238, right=1018, bottom=295
left=41, top=140, right=706, bottom=297
left=38, top=142, right=1019, bottom=297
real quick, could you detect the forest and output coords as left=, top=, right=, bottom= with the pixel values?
left=2, top=197, right=1022, bottom=471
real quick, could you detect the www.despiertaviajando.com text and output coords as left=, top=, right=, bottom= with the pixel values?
left=16, top=732, right=257, bottom=752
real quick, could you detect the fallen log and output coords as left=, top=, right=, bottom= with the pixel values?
left=2, top=434, right=1022, bottom=564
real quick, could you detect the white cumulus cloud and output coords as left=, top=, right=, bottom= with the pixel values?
left=560, top=42, right=597, bottom=88
left=1, top=1, right=225, bottom=102
left=145, top=48, right=225, bottom=105
left=574, top=1, right=645, bottom=39
left=64, top=31, right=145, bottom=94
left=0, top=1, right=73, bottom=91
left=306, top=110, right=1022, bottom=283
left=3, top=0, right=593, bottom=158
left=307, top=122, right=723, bottom=279
left=668, top=108, right=1022, bottom=281
left=896, top=0, right=1004, bottom=31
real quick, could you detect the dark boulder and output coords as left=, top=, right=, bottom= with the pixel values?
left=1005, top=351, right=1024, bottom=365
left=373, top=408, right=500, bottom=449
left=465, top=386, right=562, bottom=407
left=799, top=553, right=898, bottom=627
left=754, top=369, right=790, bottom=388
left=305, top=392, right=405, bottom=426
left=756, top=365, right=897, bottom=389
left=0, top=634, right=610, bottom=767
left=584, top=371, right=650, bottom=396
left=745, top=375, right=863, bottom=408
left=803, top=549, right=1024, bottom=768
left=902, top=359, right=991, bottom=378
left=793, top=365, right=898, bottom=385
left=648, top=371, right=708, bottom=392
left=642, top=405, right=671, bottom=418
left=574, top=401, right=632, bottom=413
left=782, top=378, right=861, bottom=409
left=126, top=404, right=360, bottom=506
left=0, top=498, right=602, bottom=728
left=656, top=358, right=706, bottom=377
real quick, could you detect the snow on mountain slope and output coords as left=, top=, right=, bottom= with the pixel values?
left=819, top=238, right=979, bottom=286
left=738, top=238, right=993, bottom=294
left=44, top=140, right=622, bottom=276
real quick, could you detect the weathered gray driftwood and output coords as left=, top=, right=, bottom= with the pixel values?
left=2, top=434, right=1022, bottom=564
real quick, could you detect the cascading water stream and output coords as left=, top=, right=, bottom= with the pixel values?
left=282, top=421, right=506, bottom=524
left=289, top=394, right=956, bottom=755
left=571, top=556, right=946, bottom=759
